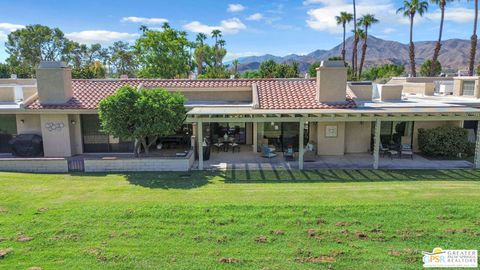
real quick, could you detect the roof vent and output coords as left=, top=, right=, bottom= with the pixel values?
left=230, top=74, right=235, bottom=80
left=120, top=74, right=129, bottom=80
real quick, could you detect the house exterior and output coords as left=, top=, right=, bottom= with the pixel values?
left=0, top=61, right=479, bottom=172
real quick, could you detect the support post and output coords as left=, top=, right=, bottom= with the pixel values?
left=299, top=119, right=305, bottom=170
left=373, top=119, right=381, bottom=170
left=252, top=122, right=258, bottom=152
left=475, top=121, right=480, bottom=169
left=197, top=121, right=203, bottom=170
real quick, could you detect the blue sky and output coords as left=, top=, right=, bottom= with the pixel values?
left=0, top=0, right=476, bottom=62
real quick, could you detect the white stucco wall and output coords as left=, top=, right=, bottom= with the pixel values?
left=316, top=122, right=345, bottom=156
left=40, top=114, right=72, bottom=157
left=345, top=121, right=372, bottom=153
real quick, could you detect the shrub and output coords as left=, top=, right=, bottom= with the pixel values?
left=418, top=126, right=469, bottom=158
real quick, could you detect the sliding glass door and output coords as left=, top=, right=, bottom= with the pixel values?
left=0, top=115, right=17, bottom=153
left=81, top=115, right=133, bottom=153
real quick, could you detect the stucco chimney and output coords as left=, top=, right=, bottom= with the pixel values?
left=36, top=61, right=72, bottom=104
left=316, top=60, right=347, bottom=103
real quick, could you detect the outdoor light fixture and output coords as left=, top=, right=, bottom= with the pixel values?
left=70, top=120, right=76, bottom=125
left=20, top=119, right=25, bottom=124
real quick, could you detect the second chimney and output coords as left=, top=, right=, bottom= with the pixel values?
left=316, top=60, right=347, bottom=103
left=36, top=61, right=72, bottom=104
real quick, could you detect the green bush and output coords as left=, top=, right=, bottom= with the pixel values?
left=418, top=126, right=469, bottom=158
left=465, top=142, right=476, bottom=157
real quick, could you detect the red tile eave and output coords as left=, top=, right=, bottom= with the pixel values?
left=25, top=78, right=356, bottom=111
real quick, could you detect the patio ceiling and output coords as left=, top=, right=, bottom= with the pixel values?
left=186, top=106, right=480, bottom=123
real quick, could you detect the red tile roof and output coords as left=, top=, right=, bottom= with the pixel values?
left=26, top=79, right=355, bottom=110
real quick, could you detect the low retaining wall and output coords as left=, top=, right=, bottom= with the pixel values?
left=84, top=151, right=195, bottom=172
left=0, top=158, right=68, bottom=173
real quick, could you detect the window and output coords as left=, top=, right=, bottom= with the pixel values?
left=81, top=115, right=133, bottom=153
left=372, top=121, right=414, bottom=148
left=209, top=123, right=246, bottom=144
left=0, top=115, right=17, bottom=153
left=462, top=81, right=475, bottom=96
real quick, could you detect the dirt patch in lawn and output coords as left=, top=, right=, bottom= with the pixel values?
left=16, top=235, right=33, bottom=242
left=255, top=235, right=268, bottom=243
left=0, top=248, right=13, bottom=258
left=218, top=257, right=240, bottom=264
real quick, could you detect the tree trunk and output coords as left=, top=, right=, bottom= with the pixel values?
left=134, top=139, right=141, bottom=157
left=469, top=0, right=478, bottom=76
left=359, top=27, right=368, bottom=78
left=342, top=23, right=346, bottom=61
left=352, top=34, right=359, bottom=78
left=430, top=2, right=445, bottom=77
left=197, top=55, right=203, bottom=75
left=352, top=0, right=357, bottom=75
left=409, top=14, right=416, bottom=77
left=141, top=138, right=149, bottom=156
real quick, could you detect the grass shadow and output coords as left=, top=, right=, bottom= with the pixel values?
left=223, top=169, right=480, bottom=183
left=124, top=172, right=212, bottom=189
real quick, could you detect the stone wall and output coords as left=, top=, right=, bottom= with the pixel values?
left=84, top=151, right=195, bottom=172
left=0, top=158, right=68, bottom=173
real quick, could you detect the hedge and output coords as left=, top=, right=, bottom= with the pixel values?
left=418, top=126, right=469, bottom=158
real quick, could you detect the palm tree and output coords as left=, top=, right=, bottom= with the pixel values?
left=217, top=39, right=226, bottom=48
left=211, top=29, right=222, bottom=46
left=469, top=0, right=478, bottom=76
left=194, top=33, right=207, bottom=75
left=352, top=28, right=364, bottom=79
left=232, top=59, right=239, bottom=77
left=196, top=33, right=207, bottom=46
left=429, top=0, right=452, bottom=76
left=335, top=12, right=353, bottom=61
left=352, top=0, right=358, bottom=75
left=358, top=14, right=379, bottom=78
left=397, top=0, right=429, bottom=77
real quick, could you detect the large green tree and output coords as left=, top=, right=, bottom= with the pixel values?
left=109, top=41, right=137, bottom=77
left=6, top=24, right=75, bottom=77
left=0, top=63, right=10, bottom=78
left=134, top=23, right=193, bottom=78
left=397, top=0, right=429, bottom=77
left=259, top=59, right=278, bottom=78
left=99, top=86, right=187, bottom=156
left=420, top=59, right=442, bottom=76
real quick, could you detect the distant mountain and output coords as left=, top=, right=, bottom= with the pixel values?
left=236, top=36, right=480, bottom=73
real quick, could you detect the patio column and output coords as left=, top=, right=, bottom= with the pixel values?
left=253, top=122, right=258, bottom=152
left=373, top=119, right=381, bottom=170
left=298, top=119, right=305, bottom=170
left=475, top=122, right=480, bottom=169
left=197, top=121, right=203, bottom=170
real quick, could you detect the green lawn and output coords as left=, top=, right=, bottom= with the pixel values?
left=0, top=169, right=479, bottom=269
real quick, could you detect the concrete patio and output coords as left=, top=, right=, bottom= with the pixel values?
left=194, top=145, right=473, bottom=170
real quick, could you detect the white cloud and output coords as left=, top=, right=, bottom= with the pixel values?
left=246, top=13, right=263, bottom=21
left=121, top=16, right=168, bottom=24
left=227, top=3, right=245, bottom=13
left=66, top=30, right=139, bottom=44
left=382, top=27, right=396, bottom=34
left=0, top=22, right=25, bottom=32
left=306, top=0, right=399, bottom=33
left=183, top=18, right=246, bottom=34
left=0, top=22, right=25, bottom=41
left=425, top=7, right=475, bottom=23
